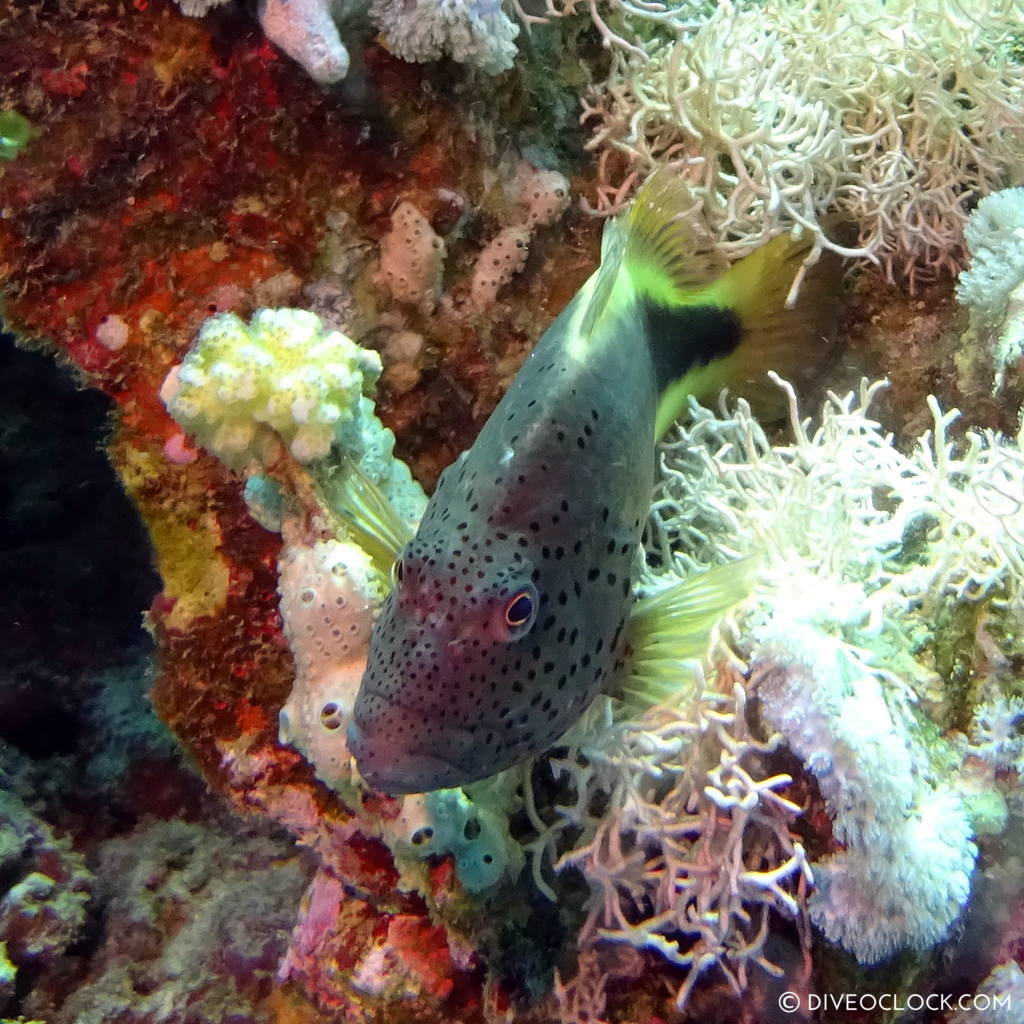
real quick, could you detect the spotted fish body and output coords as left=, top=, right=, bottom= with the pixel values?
left=349, top=174, right=840, bottom=793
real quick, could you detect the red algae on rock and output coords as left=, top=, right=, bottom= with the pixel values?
left=9, top=1, right=1022, bottom=1023
left=0, top=1, right=599, bottom=1020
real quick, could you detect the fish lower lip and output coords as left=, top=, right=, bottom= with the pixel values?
left=347, top=719, right=465, bottom=795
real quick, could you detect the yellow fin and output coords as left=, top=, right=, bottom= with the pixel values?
left=616, top=557, right=757, bottom=711
left=707, top=236, right=843, bottom=421
left=579, top=168, right=728, bottom=339
left=622, top=168, right=729, bottom=303
left=320, top=459, right=413, bottom=578
left=654, top=234, right=843, bottom=435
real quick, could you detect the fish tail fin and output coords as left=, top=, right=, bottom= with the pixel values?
left=698, top=233, right=844, bottom=426
left=616, top=557, right=757, bottom=712
left=611, top=168, right=843, bottom=435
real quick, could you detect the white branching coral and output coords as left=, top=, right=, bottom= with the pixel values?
left=541, top=378, right=1024, bottom=1013
left=643, top=378, right=1024, bottom=962
left=650, top=377, right=1024, bottom=640
left=530, top=677, right=810, bottom=1014
left=579, top=0, right=1024, bottom=290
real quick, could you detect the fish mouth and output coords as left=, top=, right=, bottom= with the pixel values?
left=346, top=717, right=469, bottom=795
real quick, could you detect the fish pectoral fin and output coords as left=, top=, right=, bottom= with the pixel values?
left=319, top=455, right=413, bottom=578
left=613, top=556, right=758, bottom=712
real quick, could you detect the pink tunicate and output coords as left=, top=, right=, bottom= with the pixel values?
left=163, top=432, right=198, bottom=465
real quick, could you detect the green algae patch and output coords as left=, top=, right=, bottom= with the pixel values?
left=0, top=110, right=33, bottom=161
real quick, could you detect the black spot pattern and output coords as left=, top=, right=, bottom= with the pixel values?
left=351, top=286, right=663, bottom=794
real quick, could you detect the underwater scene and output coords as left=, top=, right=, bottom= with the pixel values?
left=1, top=1, right=1023, bottom=1022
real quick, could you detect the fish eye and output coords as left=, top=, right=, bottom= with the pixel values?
left=504, top=589, right=535, bottom=628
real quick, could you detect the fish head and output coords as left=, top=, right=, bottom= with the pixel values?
left=349, top=528, right=546, bottom=793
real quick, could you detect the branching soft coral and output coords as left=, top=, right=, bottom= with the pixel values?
left=540, top=377, right=1023, bottom=1014
left=643, top=377, right=1024, bottom=962
left=371, top=0, right=520, bottom=75
left=528, top=674, right=810, bottom=1016
left=580, top=0, right=1024, bottom=291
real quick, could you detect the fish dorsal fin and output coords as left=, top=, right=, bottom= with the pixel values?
left=578, top=217, right=626, bottom=339
left=578, top=170, right=726, bottom=340
left=579, top=169, right=843, bottom=436
left=622, top=168, right=728, bottom=305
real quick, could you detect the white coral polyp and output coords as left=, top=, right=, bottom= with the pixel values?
left=371, top=0, right=519, bottom=74
left=162, top=308, right=382, bottom=470
left=809, top=787, right=976, bottom=964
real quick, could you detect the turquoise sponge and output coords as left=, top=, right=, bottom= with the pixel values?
left=393, top=788, right=520, bottom=893
left=161, top=308, right=382, bottom=469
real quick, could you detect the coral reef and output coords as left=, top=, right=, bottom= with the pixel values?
left=958, top=186, right=1024, bottom=393
left=39, top=816, right=311, bottom=1024
left=755, top=652, right=976, bottom=965
left=376, top=201, right=447, bottom=309
left=176, top=0, right=522, bottom=83
left=470, top=162, right=570, bottom=310
left=539, top=682, right=811, bottom=1015
left=970, top=695, right=1024, bottom=774
left=581, top=0, right=1024, bottom=290
left=950, top=961, right=1024, bottom=1024
left=0, top=789, right=92, bottom=992
left=1, top=0, right=1023, bottom=1020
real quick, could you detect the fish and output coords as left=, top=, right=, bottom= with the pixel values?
left=347, top=170, right=842, bottom=794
